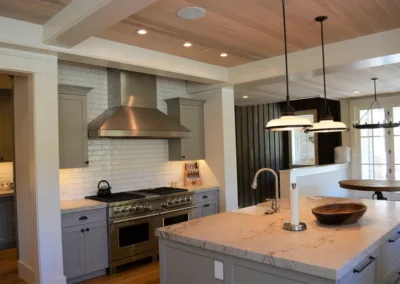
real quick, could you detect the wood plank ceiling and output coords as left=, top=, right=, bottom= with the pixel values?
left=0, top=0, right=400, bottom=67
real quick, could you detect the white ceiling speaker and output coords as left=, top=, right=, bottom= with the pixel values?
left=177, top=7, right=206, bottom=20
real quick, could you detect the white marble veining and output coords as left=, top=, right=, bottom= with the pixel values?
left=60, top=199, right=107, bottom=215
left=182, top=185, right=219, bottom=193
left=156, top=196, right=400, bottom=280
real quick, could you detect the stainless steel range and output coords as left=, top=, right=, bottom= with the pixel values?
left=86, top=187, right=194, bottom=273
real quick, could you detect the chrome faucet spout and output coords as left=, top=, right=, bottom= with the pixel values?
left=251, top=168, right=280, bottom=213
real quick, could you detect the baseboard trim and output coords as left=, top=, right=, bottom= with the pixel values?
left=67, top=269, right=106, bottom=284
left=18, top=260, right=36, bottom=284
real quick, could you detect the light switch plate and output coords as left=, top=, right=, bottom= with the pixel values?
left=214, top=260, right=224, bottom=280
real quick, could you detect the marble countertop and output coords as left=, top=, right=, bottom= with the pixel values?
left=0, top=190, right=14, bottom=197
left=182, top=185, right=219, bottom=193
left=156, top=196, right=400, bottom=280
left=61, top=199, right=107, bottom=215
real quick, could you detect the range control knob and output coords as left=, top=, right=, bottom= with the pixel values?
left=138, top=204, right=144, bottom=210
left=121, top=207, right=128, bottom=213
left=133, top=205, right=138, bottom=211
left=147, top=204, right=153, bottom=210
left=174, top=199, right=179, bottom=204
left=114, top=208, right=121, bottom=214
left=167, top=200, right=173, bottom=205
left=186, top=197, right=192, bottom=202
left=128, top=206, right=134, bottom=212
left=161, top=203, right=168, bottom=208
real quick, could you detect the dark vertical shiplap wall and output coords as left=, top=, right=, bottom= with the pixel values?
left=235, top=104, right=285, bottom=208
left=235, top=98, right=342, bottom=208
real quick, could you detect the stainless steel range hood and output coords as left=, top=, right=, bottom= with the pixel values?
left=88, top=69, right=191, bottom=139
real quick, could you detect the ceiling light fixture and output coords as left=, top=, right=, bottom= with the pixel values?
left=137, top=29, right=147, bottom=35
left=353, top=90, right=360, bottom=94
left=243, top=95, right=248, bottom=99
left=265, top=0, right=312, bottom=132
left=177, top=7, right=206, bottom=20
left=220, top=53, right=228, bottom=57
left=353, top=78, right=400, bottom=129
left=183, top=42, right=192, bottom=47
left=305, top=16, right=348, bottom=134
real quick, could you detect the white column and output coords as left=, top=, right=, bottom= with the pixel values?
left=196, top=86, right=238, bottom=211
left=10, top=48, right=65, bottom=284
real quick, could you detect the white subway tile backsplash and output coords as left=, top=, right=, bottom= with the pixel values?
left=59, top=62, right=216, bottom=200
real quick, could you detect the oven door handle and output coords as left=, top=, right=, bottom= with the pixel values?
left=160, top=205, right=196, bottom=215
left=111, top=212, right=160, bottom=224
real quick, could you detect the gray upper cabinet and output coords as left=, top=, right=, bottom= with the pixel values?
left=58, top=84, right=92, bottom=169
left=0, top=94, right=14, bottom=162
left=166, top=98, right=205, bottom=161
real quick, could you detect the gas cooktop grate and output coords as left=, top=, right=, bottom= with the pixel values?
left=86, top=192, right=145, bottom=202
left=136, top=187, right=188, bottom=196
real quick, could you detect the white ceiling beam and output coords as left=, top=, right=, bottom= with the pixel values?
left=0, top=17, right=227, bottom=84
left=43, top=0, right=159, bottom=48
left=229, top=29, right=400, bottom=88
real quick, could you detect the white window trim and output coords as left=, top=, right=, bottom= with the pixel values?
left=349, top=94, right=400, bottom=180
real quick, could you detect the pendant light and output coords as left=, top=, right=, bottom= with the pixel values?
left=353, top=78, right=400, bottom=129
left=305, top=16, right=348, bottom=133
left=265, top=0, right=312, bottom=131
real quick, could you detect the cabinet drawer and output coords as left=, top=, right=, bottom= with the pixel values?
left=386, top=259, right=400, bottom=284
left=194, top=191, right=218, bottom=203
left=62, top=209, right=106, bottom=228
left=339, top=250, right=378, bottom=284
left=381, top=225, right=400, bottom=277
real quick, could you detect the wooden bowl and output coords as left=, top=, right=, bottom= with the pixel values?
left=312, top=203, right=367, bottom=225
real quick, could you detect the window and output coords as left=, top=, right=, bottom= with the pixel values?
left=290, top=110, right=318, bottom=167
left=355, top=103, right=400, bottom=181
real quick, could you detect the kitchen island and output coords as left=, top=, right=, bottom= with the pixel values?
left=156, top=196, right=400, bottom=284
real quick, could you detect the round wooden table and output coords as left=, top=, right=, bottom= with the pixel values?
left=339, top=180, right=400, bottom=200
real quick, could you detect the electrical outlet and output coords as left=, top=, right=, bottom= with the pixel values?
left=214, top=260, right=224, bottom=280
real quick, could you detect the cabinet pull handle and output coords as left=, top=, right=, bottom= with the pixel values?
left=353, top=256, right=375, bottom=274
left=203, top=204, right=210, bottom=208
left=0, top=157, right=3, bottom=161
left=86, top=228, right=90, bottom=232
left=182, top=156, right=186, bottom=159
left=79, top=216, right=88, bottom=221
left=80, top=229, right=84, bottom=233
left=388, top=231, right=400, bottom=243
left=202, top=195, right=208, bottom=199
left=85, top=161, right=89, bottom=165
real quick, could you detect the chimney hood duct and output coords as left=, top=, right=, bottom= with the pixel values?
left=88, top=69, right=191, bottom=139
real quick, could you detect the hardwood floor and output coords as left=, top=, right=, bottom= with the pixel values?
left=0, top=248, right=160, bottom=284
left=0, top=248, right=25, bottom=284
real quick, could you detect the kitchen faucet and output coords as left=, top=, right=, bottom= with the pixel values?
left=251, top=168, right=280, bottom=214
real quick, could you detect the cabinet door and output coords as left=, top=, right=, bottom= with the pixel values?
left=194, top=205, right=203, bottom=219
left=59, top=94, right=88, bottom=169
left=339, top=253, right=378, bottom=284
left=180, top=105, right=205, bottom=160
left=84, top=221, right=108, bottom=274
left=62, top=225, right=86, bottom=279
left=0, top=200, right=9, bottom=245
left=7, top=198, right=15, bottom=243
left=202, top=202, right=218, bottom=217
left=0, top=95, right=14, bottom=162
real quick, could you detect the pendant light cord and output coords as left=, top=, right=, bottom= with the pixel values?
left=319, top=19, right=328, bottom=116
left=373, top=78, right=377, bottom=101
left=282, top=0, right=291, bottom=113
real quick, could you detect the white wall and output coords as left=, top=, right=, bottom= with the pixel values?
left=0, top=162, right=13, bottom=183
left=59, top=62, right=217, bottom=200
left=10, top=48, right=65, bottom=284
left=280, top=163, right=351, bottom=198
left=195, top=86, right=238, bottom=212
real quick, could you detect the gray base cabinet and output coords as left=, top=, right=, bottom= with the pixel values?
left=0, top=196, right=16, bottom=250
left=61, top=209, right=108, bottom=283
left=159, top=238, right=378, bottom=284
left=193, top=190, right=219, bottom=219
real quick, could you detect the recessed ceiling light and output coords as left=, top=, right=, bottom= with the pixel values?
left=183, top=42, right=192, bottom=47
left=177, top=7, right=206, bottom=20
left=243, top=95, right=248, bottom=99
left=220, top=53, right=228, bottom=57
left=137, top=29, right=147, bottom=35
left=353, top=90, right=360, bottom=94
